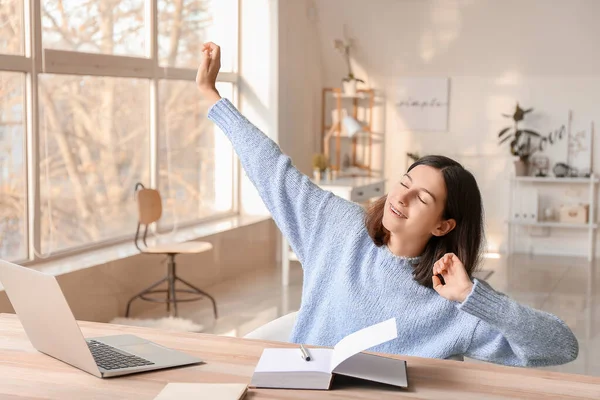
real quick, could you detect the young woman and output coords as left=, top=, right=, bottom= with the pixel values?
left=197, top=43, right=578, bottom=367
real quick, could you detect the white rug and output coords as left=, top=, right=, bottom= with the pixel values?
left=110, top=317, right=204, bottom=333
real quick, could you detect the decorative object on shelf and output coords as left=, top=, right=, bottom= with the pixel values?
left=395, top=77, right=449, bottom=132
left=312, top=153, right=328, bottom=182
left=558, top=203, right=590, bottom=224
left=534, top=116, right=569, bottom=176
left=567, top=113, right=595, bottom=178
left=333, top=34, right=365, bottom=96
left=407, top=152, right=420, bottom=162
left=543, top=207, right=555, bottom=222
left=530, top=155, right=550, bottom=177
left=342, top=115, right=363, bottom=136
left=405, top=152, right=421, bottom=171
left=498, top=103, right=542, bottom=176
left=512, top=187, right=539, bottom=222
left=507, top=174, right=598, bottom=261
left=553, top=162, right=578, bottom=178
left=342, top=153, right=351, bottom=170
left=322, top=88, right=376, bottom=175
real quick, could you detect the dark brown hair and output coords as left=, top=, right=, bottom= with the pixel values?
left=365, top=155, right=485, bottom=288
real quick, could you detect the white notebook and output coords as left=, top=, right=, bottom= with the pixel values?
left=250, top=318, right=408, bottom=390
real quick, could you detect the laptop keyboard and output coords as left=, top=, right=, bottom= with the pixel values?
left=87, top=340, right=155, bottom=370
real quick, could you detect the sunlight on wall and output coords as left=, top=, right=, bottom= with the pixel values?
left=206, top=0, right=239, bottom=71
left=496, top=70, right=522, bottom=86
left=484, top=252, right=501, bottom=259
left=420, top=0, right=461, bottom=63
left=239, top=0, right=278, bottom=216
left=214, top=126, right=234, bottom=211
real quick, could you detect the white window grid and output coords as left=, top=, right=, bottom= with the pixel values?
left=0, top=0, right=240, bottom=262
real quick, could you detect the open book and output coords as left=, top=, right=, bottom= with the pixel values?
left=250, top=318, right=407, bottom=390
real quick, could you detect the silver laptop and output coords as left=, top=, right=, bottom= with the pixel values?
left=0, top=260, right=203, bottom=378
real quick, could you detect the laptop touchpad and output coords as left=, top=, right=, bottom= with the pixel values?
left=121, top=343, right=167, bottom=358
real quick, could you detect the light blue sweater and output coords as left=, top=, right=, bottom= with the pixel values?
left=208, top=98, right=578, bottom=367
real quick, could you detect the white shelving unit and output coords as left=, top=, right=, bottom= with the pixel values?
left=507, top=175, right=598, bottom=260
left=509, top=221, right=598, bottom=229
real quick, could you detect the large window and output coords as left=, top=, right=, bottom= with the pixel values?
left=38, top=75, right=150, bottom=252
left=0, top=0, right=239, bottom=261
left=0, top=0, right=24, bottom=55
left=0, top=72, right=26, bottom=260
left=158, top=81, right=234, bottom=227
left=42, top=0, right=146, bottom=56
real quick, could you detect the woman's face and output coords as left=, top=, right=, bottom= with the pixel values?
left=383, top=165, right=454, bottom=239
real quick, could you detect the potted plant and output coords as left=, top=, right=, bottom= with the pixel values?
left=405, top=152, right=421, bottom=171
left=498, top=103, right=541, bottom=176
left=312, top=153, right=329, bottom=182
left=333, top=38, right=365, bottom=96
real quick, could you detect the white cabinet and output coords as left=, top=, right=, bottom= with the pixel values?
left=507, top=175, right=598, bottom=260
left=281, top=177, right=386, bottom=286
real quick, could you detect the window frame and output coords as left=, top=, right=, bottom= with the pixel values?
left=0, top=0, right=240, bottom=263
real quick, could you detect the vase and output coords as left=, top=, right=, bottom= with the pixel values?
left=313, top=168, right=321, bottom=182
left=342, top=79, right=357, bottom=96
left=514, top=160, right=528, bottom=176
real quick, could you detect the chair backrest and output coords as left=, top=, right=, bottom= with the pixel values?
left=137, top=188, right=162, bottom=225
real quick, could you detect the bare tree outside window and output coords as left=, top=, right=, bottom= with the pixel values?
left=38, top=75, right=150, bottom=252
left=159, top=81, right=233, bottom=227
left=42, top=0, right=146, bottom=56
left=0, top=0, right=237, bottom=260
left=0, top=72, right=26, bottom=260
left=0, top=0, right=24, bottom=55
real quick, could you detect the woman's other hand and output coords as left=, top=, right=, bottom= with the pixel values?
left=432, top=253, right=474, bottom=302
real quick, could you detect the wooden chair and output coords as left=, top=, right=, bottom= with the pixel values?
left=125, top=183, right=218, bottom=319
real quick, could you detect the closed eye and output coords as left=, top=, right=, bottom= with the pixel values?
left=418, top=196, right=426, bottom=204
left=401, top=182, right=409, bottom=188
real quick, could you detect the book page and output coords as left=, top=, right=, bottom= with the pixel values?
left=254, top=348, right=332, bottom=373
left=329, top=318, right=398, bottom=371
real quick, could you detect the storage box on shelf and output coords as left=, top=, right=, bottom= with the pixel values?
left=507, top=175, right=598, bottom=260
left=558, top=204, right=589, bottom=224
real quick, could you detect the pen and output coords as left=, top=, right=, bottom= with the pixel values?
left=299, top=344, right=311, bottom=361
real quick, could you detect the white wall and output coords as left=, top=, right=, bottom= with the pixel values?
left=239, top=0, right=280, bottom=216
left=281, top=0, right=600, bottom=257
left=277, top=0, right=324, bottom=173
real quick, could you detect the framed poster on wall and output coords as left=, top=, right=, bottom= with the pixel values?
left=395, top=77, right=449, bottom=132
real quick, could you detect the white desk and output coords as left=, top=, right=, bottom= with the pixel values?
left=281, top=177, right=386, bottom=287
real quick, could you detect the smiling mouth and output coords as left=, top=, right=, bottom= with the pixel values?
left=390, top=204, right=407, bottom=219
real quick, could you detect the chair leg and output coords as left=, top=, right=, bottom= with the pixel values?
left=166, top=285, right=171, bottom=313
left=167, top=255, right=178, bottom=317
left=176, top=275, right=218, bottom=320
left=125, top=255, right=216, bottom=320
left=125, top=276, right=168, bottom=317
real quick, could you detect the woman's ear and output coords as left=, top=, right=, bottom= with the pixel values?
left=432, top=218, right=456, bottom=237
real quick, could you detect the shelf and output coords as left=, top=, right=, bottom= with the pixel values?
left=331, top=92, right=371, bottom=99
left=509, top=220, right=597, bottom=229
left=513, top=176, right=598, bottom=183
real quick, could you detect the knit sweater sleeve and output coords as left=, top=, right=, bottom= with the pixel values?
left=458, top=279, right=578, bottom=367
left=207, top=98, right=360, bottom=265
